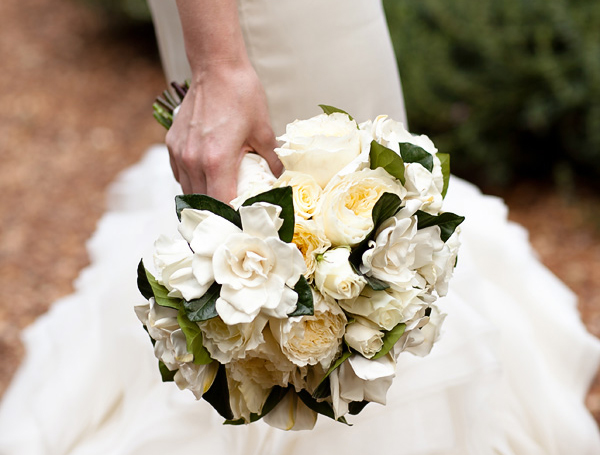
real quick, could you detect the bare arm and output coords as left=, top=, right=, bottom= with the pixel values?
left=167, top=0, right=282, bottom=201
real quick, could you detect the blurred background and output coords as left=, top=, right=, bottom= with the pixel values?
left=0, top=0, right=599, bottom=423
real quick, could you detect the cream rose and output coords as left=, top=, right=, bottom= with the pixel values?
left=314, top=247, right=366, bottom=300
left=274, top=171, right=322, bottom=220
left=316, top=167, right=406, bottom=247
left=275, top=112, right=363, bottom=187
left=270, top=289, right=347, bottom=368
left=198, top=315, right=268, bottom=364
left=344, top=318, right=384, bottom=359
left=292, top=219, right=330, bottom=280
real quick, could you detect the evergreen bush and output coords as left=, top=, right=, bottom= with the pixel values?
left=384, top=0, right=600, bottom=186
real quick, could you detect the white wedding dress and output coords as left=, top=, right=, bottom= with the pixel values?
left=1, top=1, right=599, bottom=454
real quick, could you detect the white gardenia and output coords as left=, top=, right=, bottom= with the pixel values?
left=275, top=112, right=364, bottom=188
left=271, top=289, right=347, bottom=368
left=316, top=167, right=406, bottom=247
left=339, top=286, right=424, bottom=331
left=344, top=318, right=384, bottom=359
left=153, top=235, right=198, bottom=300
left=315, top=247, right=366, bottom=300
left=174, top=362, right=219, bottom=400
left=180, top=203, right=306, bottom=325
left=274, top=171, right=322, bottom=220
left=418, top=230, right=461, bottom=296
left=394, top=304, right=446, bottom=358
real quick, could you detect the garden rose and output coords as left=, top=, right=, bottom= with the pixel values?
left=274, top=171, right=322, bottom=220
left=292, top=219, right=330, bottom=280
left=275, top=112, right=364, bottom=187
left=271, top=289, right=347, bottom=368
left=316, top=167, right=406, bottom=247
left=314, top=247, right=366, bottom=300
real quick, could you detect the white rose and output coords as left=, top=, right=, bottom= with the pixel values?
left=291, top=219, right=330, bottom=280
left=174, top=362, right=219, bottom=400
left=316, top=167, right=406, bottom=247
left=360, top=200, right=423, bottom=291
left=275, top=112, right=363, bottom=188
left=274, top=171, right=322, bottom=220
left=230, top=153, right=277, bottom=209
left=271, top=289, right=347, bottom=368
left=314, top=247, right=366, bottom=300
left=344, top=318, right=384, bottom=359
left=339, top=286, right=423, bottom=331
left=198, top=315, right=268, bottom=364
left=329, top=353, right=396, bottom=419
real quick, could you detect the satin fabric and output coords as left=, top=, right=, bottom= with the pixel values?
left=1, top=1, right=599, bottom=454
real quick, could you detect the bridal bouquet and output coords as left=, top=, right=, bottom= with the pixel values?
left=136, top=97, right=464, bottom=430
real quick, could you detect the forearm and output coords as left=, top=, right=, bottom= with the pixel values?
left=175, top=0, right=249, bottom=72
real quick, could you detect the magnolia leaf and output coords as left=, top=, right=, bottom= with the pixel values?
left=371, top=323, right=406, bottom=360
left=348, top=400, right=370, bottom=415
left=363, top=275, right=390, bottom=291
left=312, top=349, right=352, bottom=399
left=184, top=282, right=220, bottom=322
left=242, top=186, right=295, bottom=243
left=437, top=153, right=451, bottom=198
left=298, top=390, right=349, bottom=425
left=288, top=276, right=314, bottom=317
left=139, top=261, right=182, bottom=310
left=318, top=104, right=354, bottom=122
left=175, top=194, right=242, bottom=228
left=225, top=386, right=290, bottom=425
left=399, top=142, right=434, bottom=172
left=416, top=211, right=465, bottom=243
left=137, top=260, right=154, bottom=300
left=369, top=140, right=406, bottom=184
left=177, top=310, right=213, bottom=365
left=203, top=364, right=234, bottom=420
left=349, top=192, right=403, bottom=267
left=158, top=360, right=176, bottom=382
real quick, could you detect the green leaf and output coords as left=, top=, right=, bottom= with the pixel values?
left=369, top=140, right=406, bottom=184
left=318, top=104, right=355, bottom=122
left=288, top=276, right=314, bottom=317
left=437, top=153, right=451, bottom=198
left=158, top=360, right=176, bottom=382
left=203, top=364, right=234, bottom=420
left=362, top=275, right=390, bottom=291
left=184, top=282, right=220, bottom=322
left=399, top=142, right=434, bottom=172
left=175, top=194, right=242, bottom=228
left=141, top=263, right=183, bottom=310
left=137, top=259, right=154, bottom=300
left=416, top=211, right=465, bottom=243
left=225, top=386, right=290, bottom=425
left=349, top=192, right=403, bottom=267
left=297, top=390, right=349, bottom=425
left=348, top=400, right=370, bottom=415
left=371, top=323, right=406, bottom=360
left=312, top=349, right=352, bottom=399
left=177, top=310, right=213, bottom=365
left=242, top=187, right=295, bottom=243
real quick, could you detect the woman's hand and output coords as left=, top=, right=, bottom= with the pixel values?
left=166, top=61, right=282, bottom=201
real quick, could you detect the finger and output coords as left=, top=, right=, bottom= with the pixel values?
left=204, top=151, right=241, bottom=203
left=168, top=153, right=180, bottom=183
left=255, top=135, right=284, bottom=177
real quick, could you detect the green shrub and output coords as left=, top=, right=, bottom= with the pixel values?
left=79, top=0, right=151, bottom=23
left=384, top=0, right=600, bottom=187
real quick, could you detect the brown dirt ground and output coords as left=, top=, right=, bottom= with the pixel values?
left=1, top=0, right=599, bottom=429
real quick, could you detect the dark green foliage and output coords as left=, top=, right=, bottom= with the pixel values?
left=384, top=0, right=600, bottom=187
left=78, top=0, right=151, bottom=22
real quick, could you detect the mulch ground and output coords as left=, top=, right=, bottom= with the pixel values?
left=1, top=0, right=599, bottom=428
